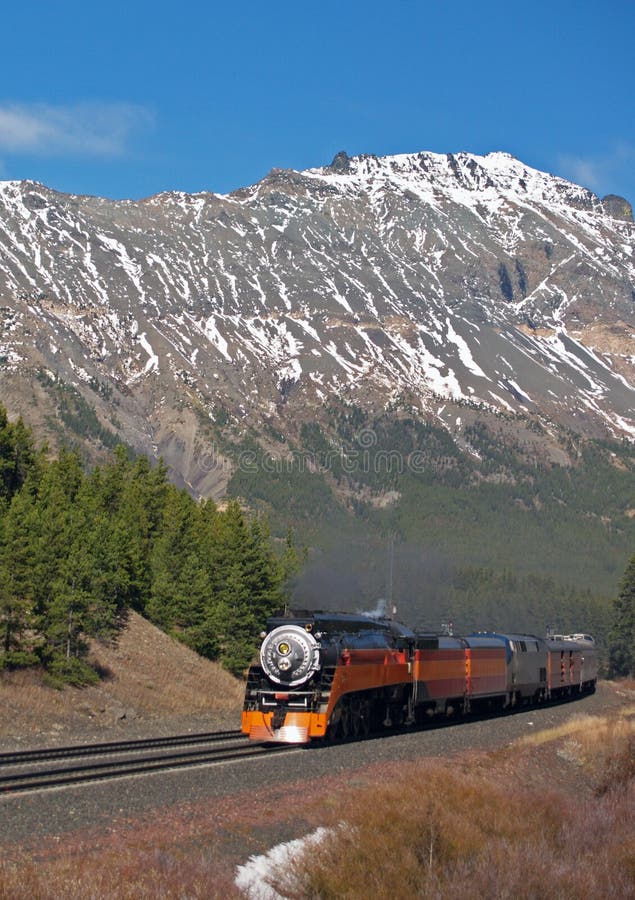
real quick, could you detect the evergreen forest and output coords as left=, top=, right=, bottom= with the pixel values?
left=229, top=409, right=635, bottom=594
left=0, top=405, right=301, bottom=684
left=0, top=400, right=633, bottom=685
left=228, top=407, right=635, bottom=672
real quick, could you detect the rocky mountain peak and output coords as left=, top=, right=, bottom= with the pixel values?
left=329, top=151, right=352, bottom=173
left=0, top=149, right=633, bottom=495
left=601, top=194, right=633, bottom=221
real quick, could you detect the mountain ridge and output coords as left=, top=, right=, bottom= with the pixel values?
left=0, top=148, right=634, bottom=499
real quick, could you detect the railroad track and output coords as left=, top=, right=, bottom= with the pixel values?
left=0, top=729, right=292, bottom=794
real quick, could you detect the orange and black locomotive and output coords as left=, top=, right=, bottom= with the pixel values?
left=241, top=610, right=598, bottom=744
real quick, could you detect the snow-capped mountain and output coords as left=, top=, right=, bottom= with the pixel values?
left=0, top=150, right=633, bottom=494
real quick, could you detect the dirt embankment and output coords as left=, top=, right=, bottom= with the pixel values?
left=0, top=611, right=244, bottom=750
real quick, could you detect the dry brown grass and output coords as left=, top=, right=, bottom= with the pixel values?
left=264, top=716, right=635, bottom=900
left=87, top=611, right=244, bottom=714
left=517, top=707, right=635, bottom=795
left=518, top=706, right=635, bottom=746
left=0, top=612, right=244, bottom=746
left=268, top=779, right=634, bottom=899
left=0, top=847, right=242, bottom=900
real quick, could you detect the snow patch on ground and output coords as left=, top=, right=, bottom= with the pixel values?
left=235, top=828, right=331, bottom=899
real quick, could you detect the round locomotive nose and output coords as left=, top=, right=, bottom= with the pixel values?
left=260, top=625, right=321, bottom=686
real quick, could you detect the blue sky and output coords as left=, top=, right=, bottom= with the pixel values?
left=1, top=1, right=633, bottom=202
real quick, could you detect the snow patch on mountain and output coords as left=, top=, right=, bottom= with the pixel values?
left=0, top=148, right=633, bottom=463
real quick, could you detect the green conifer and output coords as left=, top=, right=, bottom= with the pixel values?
left=0, top=487, right=38, bottom=664
left=610, top=552, right=635, bottom=676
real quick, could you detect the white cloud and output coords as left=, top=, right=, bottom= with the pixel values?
left=559, top=156, right=603, bottom=192
left=0, top=102, right=154, bottom=157
left=558, top=144, right=635, bottom=195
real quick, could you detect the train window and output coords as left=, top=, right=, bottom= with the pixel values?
left=520, top=641, right=527, bottom=652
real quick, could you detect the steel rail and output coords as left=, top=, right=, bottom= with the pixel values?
left=0, top=729, right=245, bottom=766
left=0, top=738, right=292, bottom=794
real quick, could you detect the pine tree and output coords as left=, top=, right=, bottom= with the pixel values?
left=47, top=527, right=93, bottom=662
left=172, top=551, right=217, bottom=658
left=113, top=455, right=170, bottom=613
left=0, top=486, right=38, bottom=664
left=610, top=551, right=635, bottom=677
left=29, top=453, right=80, bottom=623
left=35, top=457, right=90, bottom=662
left=147, top=486, right=200, bottom=628
left=207, top=561, right=260, bottom=676
left=74, top=477, right=131, bottom=641
left=206, top=502, right=285, bottom=675
left=30, top=460, right=127, bottom=681
left=90, top=444, right=130, bottom=515
left=0, top=406, right=38, bottom=502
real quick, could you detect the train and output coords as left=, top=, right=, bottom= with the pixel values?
left=241, top=610, right=599, bottom=744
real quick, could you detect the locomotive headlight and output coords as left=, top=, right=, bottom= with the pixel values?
left=260, top=625, right=321, bottom=686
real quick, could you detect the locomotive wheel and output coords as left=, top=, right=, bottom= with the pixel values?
left=327, top=697, right=363, bottom=741
left=350, top=697, right=362, bottom=738
left=325, top=703, right=342, bottom=742
left=358, top=698, right=371, bottom=737
left=338, top=701, right=352, bottom=739
left=327, top=699, right=351, bottom=741
left=325, top=696, right=379, bottom=742
left=348, top=696, right=371, bottom=739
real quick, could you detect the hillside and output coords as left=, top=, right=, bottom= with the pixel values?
left=0, top=612, right=243, bottom=750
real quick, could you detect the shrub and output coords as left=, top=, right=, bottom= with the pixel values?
left=266, top=741, right=635, bottom=899
left=0, top=650, right=39, bottom=671
left=43, top=656, right=101, bottom=689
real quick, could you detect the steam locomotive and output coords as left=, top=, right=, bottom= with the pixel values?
left=241, top=610, right=598, bottom=744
